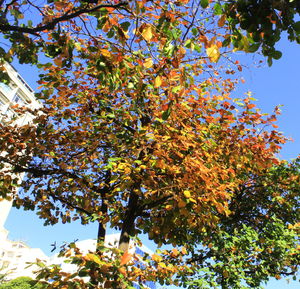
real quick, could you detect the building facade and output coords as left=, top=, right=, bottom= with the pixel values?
left=0, top=62, right=41, bottom=228
left=0, top=62, right=46, bottom=280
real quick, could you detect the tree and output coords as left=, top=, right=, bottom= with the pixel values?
left=0, top=277, right=45, bottom=289
left=1, top=0, right=300, bottom=67
left=0, top=1, right=299, bottom=288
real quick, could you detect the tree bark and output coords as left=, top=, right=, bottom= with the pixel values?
left=118, top=191, right=139, bottom=252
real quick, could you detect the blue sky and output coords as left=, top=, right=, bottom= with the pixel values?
left=4, top=37, right=300, bottom=288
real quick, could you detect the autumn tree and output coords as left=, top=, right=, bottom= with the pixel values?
left=0, top=0, right=299, bottom=288
left=2, top=0, right=300, bottom=66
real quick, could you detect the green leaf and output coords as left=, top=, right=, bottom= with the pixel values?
left=247, top=43, right=260, bottom=53
left=120, top=21, right=130, bottom=32
left=191, top=28, right=198, bottom=36
left=107, top=29, right=115, bottom=38
left=200, top=0, right=209, bottom=9
left=267, top=56, right=273, bottom=67
left=272, top=50, right=282, bottom=60
left=194, top=43, right=202, bottom=53
left=293, top=21, right=300, bottom=33
left=214, top=3, right=222, bottom=15
left=162, top=110, right=170, bottom=120
left=222, top=38, right=231, bottom=47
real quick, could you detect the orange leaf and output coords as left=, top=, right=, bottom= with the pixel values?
left=218, top=15, right=226, bottom=27
left=120, top=251, right=133, bottom=265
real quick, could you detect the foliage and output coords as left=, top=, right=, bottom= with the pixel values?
left=0, top=0, right=299, bottom=289
left=0, top=277, right=45, bottom=289
left=223, top=0, right=300, bottom=65
left=1, top=0, right=300, bottom=67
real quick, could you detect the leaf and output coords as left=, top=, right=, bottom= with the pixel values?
left=85, top=253, right=102, bottom=265
left=293, top=21, right=300, bottom=33
left=214, top=3, right=223, bottom=15
left=154, top=75, right=162, bottom=88
left=267, top=56, right=273, bottom=67
left=152, top=254, right=163, bottom=262
left=99, top=49, right=111, bottom=58
left=120, top=21, right=130, bottom=32
left=141, top=24, right=153, bottom=42
left=183, top=190, right=191, bottom=198
left=247, top=43, right=260, bottom=53
left=200, top=0, right=209, bottom=9
left=144, top=58, right=153, bottom=68
left=54, top=57, right=63, bottom=67
left=206, top=44, right=220, bottom=62
left=272, top=50, right=282, bottom=60
left=120, top=251, right=133, bottom=265
left=218, top=15, right=226, bottom=27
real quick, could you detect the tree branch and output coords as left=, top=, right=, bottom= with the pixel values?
left=0, top=1, right=129, bottom=35
left=14, top=164, right=97, bottom=190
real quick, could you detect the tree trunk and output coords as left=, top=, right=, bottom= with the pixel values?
left=90, top=171, right=110, bottom=288
left=118, top=191, right=139, bottom=251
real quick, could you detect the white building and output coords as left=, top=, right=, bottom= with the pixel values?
left=0, top=239, right=49, bottom=280
left=0, top=62, right=41, bottom=124
left=0, top=62, right=47, bottom=280
left=0, top=62, right=41, bottom=227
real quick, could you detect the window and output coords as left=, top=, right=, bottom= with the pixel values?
left=0, top=98, right=5, bottom=109
left=2, top=261, right=10, bottom=268
left=0, top=82, right=13, bottom=95
left=12, top=93, right=25, bottom=106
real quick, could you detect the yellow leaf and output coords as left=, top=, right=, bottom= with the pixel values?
left=181, top=247, right=187, bottom=255
left=206, top=44, right=220, bottom=62
left=144, top=58, right=153, bottom=69
left=99, top=49, right=111, bottom=58
left=152, top=254, right=163, bottom=262
left=183, top=190, right=191, bottom=198
left=154, top=76, right=162, bottom=88
left=141, top=24, right=153, bottom=42
left=85, top=253, right=102, bottom=265
left=189, top=197, right=197, bottom=203
left=158, top=262, right=166, bottom=268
